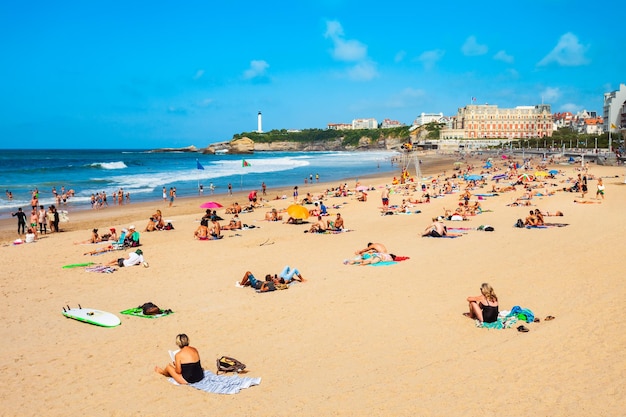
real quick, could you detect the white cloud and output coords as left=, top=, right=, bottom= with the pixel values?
left=541, top=87, right=561, bottom=102
left=323, top=20, right=376, bottom=81
left=560, top=103, right=581, bottom=113
left=394, top=50, right=406, bottom=63
left=537, top=32, right=589, bottom=67
left=418, top=49, right=445, bottom=70
left=193, top=69, right=205, bottom=80
left=196, top=98, right=213, bottom=108
left=346, top=61, right=378, bottom=81
left=243, top=60, right=269, bottom=80
left=385, top=87, right=426, bottom=108
left=324, top=20, right=367, bottom=62
left=462, top=36, right=488, bottom=56
left=493, top=50, right=514, bottom=63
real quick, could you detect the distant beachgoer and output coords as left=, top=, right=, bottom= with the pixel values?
left=38, top=205, right=47, bottom=234
left=25, top=228, right=37, bottom=243
left=596, top=178, right=605, bottom=200
left=261, top=182, right=267, bottom=196
left=524, top=210, right=538, bottom=226
left=422, top=217, right=447, bottom=237
left=162, top=187, right=167, bottom=202
left=465, top=283, right=499, bottom=324
left=308, top=216, right=327, bottom=233
left=169, top=187, right=175, bottom=207
left=330, top=213, right=344, bottom=231
left=228, top=183, right=233, bottom=196
left=155, top=334, right=204, bottom=385
left=194, top=219, right=209, bottom=240
left=237, top=271, right=277, bottom=292
left=381, top=186, right=390, bottom=209
left=293, top=186, right=299, bottom=202
left=581, top=174, right=588, bottom=198
left=12, top=208, right=27, bottom=235
left=145, top=209, right=165, bottom=232
left=75, top=228, right=102, bottom=245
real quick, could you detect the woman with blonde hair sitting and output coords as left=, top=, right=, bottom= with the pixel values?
left=465, top=283, right=499, bottom=323
left=145, top=209, right=165, bottom=232
left=155, top=334, right=204, bottom=384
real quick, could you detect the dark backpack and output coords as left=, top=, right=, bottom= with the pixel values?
left=216, top=356, right=246, bottom=374
left=515, top=219, right=524, bottom=228
left=139, top=302, right=162, bottom=315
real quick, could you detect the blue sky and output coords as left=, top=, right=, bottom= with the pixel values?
left=1, top=0, right=624, bottom=149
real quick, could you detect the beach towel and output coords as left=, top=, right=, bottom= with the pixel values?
left=525, top=223, right=568, bottom=229
left=85, top=265, right=116, bottom=273
left=321, top=229, right=353, bottom=234
left=370, top=261, right=398, bottom=266
left=424, top=234, right=462, bottom=238
left=476, top=316, right=518, bottom=329
left=168, top=370, right=261, bottom=394
left=120, top=307, right=174, bottom=319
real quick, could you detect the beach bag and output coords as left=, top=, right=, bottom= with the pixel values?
left=216, top=356, right=246, bottom=374
left=515, top=219, right=524, bottom=228
left=139, top=302, right=162, bottom=315
left=164, top=222, right=174, bottom=230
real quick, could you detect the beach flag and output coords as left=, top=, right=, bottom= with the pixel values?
left=242, top=159, right=251, bottom=167
left=196, top=159, right=205, bottom=170
left=472, top=97, right=477, bottom=102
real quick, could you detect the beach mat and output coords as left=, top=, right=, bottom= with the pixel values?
left=85, top=265, right=116, bottom=273
left=120, top=307, right=174, bottom=319
left=168, top=370, right=261, bottom=394
left=63, top=262, right=96, bottom=269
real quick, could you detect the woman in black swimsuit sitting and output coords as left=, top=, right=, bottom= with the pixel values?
left=465, top=283, right=499, bottom=323
left=155, top=334, right=204, bottom=384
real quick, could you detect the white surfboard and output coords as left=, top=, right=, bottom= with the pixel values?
left=63, top=306, right=121, bottom=327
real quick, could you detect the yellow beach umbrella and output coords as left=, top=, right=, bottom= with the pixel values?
left=286, top=204, right=309, bottom=220
left=534, top=171, right=549, bottom=177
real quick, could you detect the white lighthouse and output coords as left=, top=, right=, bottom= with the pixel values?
left=257, top=111, right=263, bottom=133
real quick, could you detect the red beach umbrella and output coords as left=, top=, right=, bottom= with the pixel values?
left=200, top=201, right=223, bottom=209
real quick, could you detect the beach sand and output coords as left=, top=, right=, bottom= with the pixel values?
left=1, top=153, right=624, bottom=417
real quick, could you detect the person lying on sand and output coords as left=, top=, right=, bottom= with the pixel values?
left=106, top=249, right=145, bottom=267
left=221, top=214, right=242, bottom=230
left=236, top=271, right=279, bottom=292
left=574, top=199, right=601, bottom=204
left=344, top=251, right=396, bottom=265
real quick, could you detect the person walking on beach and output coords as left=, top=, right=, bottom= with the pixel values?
left=596, top=178, right=605, bottom=200
left=169, top=187, right=175, bottom=207
left=381, top=186, right=390, bottom=210
left=228, top=183, right=233, bottom=195
left=293, top=186, right=299, bottom=202
left=162, top=187, right=167, bottom=202
left=12, top=208, right=27, bottom=235
left=261, top=182, right=266, bottom=196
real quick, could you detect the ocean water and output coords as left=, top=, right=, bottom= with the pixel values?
left=0, top=149, right=399, bottom=219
